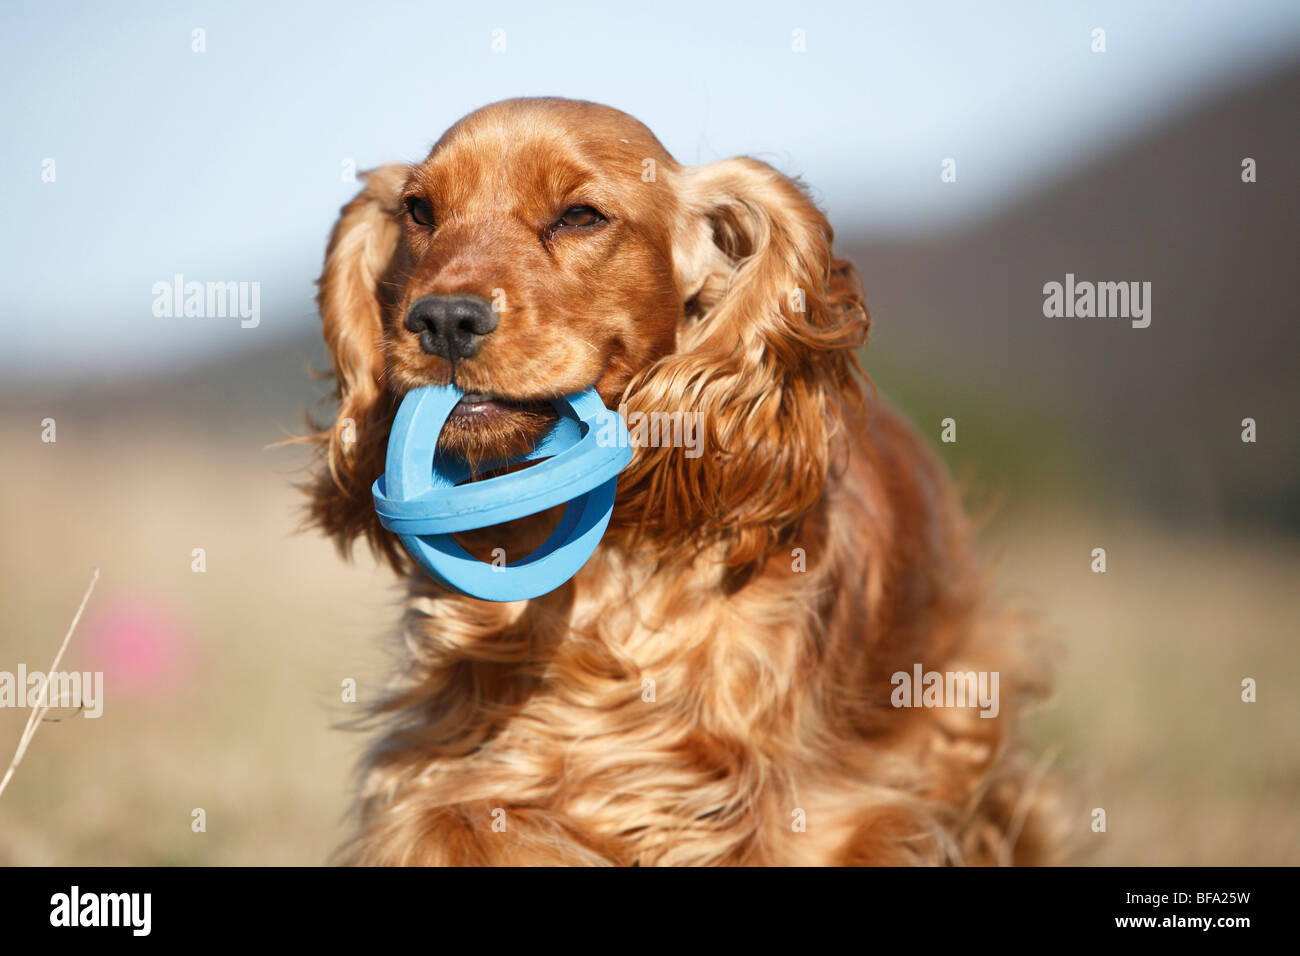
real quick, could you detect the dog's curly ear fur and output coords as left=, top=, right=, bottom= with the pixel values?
left=305, top=163, right=409, bottom=570
left=615, top=157, right=869, bottom=578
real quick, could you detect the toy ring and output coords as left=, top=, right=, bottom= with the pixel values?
left=372, top=385, right=632, bottom=601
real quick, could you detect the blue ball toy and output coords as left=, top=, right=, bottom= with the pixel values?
left=372, top=385, right=633, bottom=601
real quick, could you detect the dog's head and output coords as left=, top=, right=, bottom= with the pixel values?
left=308, top=97, right=867, bottom=576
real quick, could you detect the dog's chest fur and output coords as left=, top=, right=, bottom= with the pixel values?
left=353, top=454, right=967, bottom=865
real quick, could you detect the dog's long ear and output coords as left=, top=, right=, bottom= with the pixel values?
left=305, top=163, right=409, bottom=570
left=616, top=157, right=869, bottom=578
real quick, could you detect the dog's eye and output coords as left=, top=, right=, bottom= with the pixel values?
left=405, top=197, right=435, bottom=228
left=558, top=205, right=605, bottom=228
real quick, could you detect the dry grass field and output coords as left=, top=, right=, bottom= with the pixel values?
left=0, top=410, right=1295, bottom=865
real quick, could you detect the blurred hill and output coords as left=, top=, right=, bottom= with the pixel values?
left=845, top=60, right=1299, bottom=530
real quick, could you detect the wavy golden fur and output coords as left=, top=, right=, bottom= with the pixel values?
left=304, top=98, right=1063, bottom=865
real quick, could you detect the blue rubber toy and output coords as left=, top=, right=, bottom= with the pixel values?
left=372, top=385, right=632, bottom=601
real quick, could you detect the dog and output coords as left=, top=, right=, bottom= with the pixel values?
left=305, top=97, right=1061, bottom=865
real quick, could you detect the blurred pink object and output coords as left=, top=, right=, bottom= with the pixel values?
left=85, top=599, right=193, bottom=696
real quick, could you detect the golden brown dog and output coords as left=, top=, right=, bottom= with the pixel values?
left=305, top=97, right=1061, bottom=865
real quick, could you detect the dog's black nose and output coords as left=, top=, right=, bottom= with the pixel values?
left=404, top=294, right=498, bottom=360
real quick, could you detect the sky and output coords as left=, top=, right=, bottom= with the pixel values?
left=2, top=0, right=1298, bottom=383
